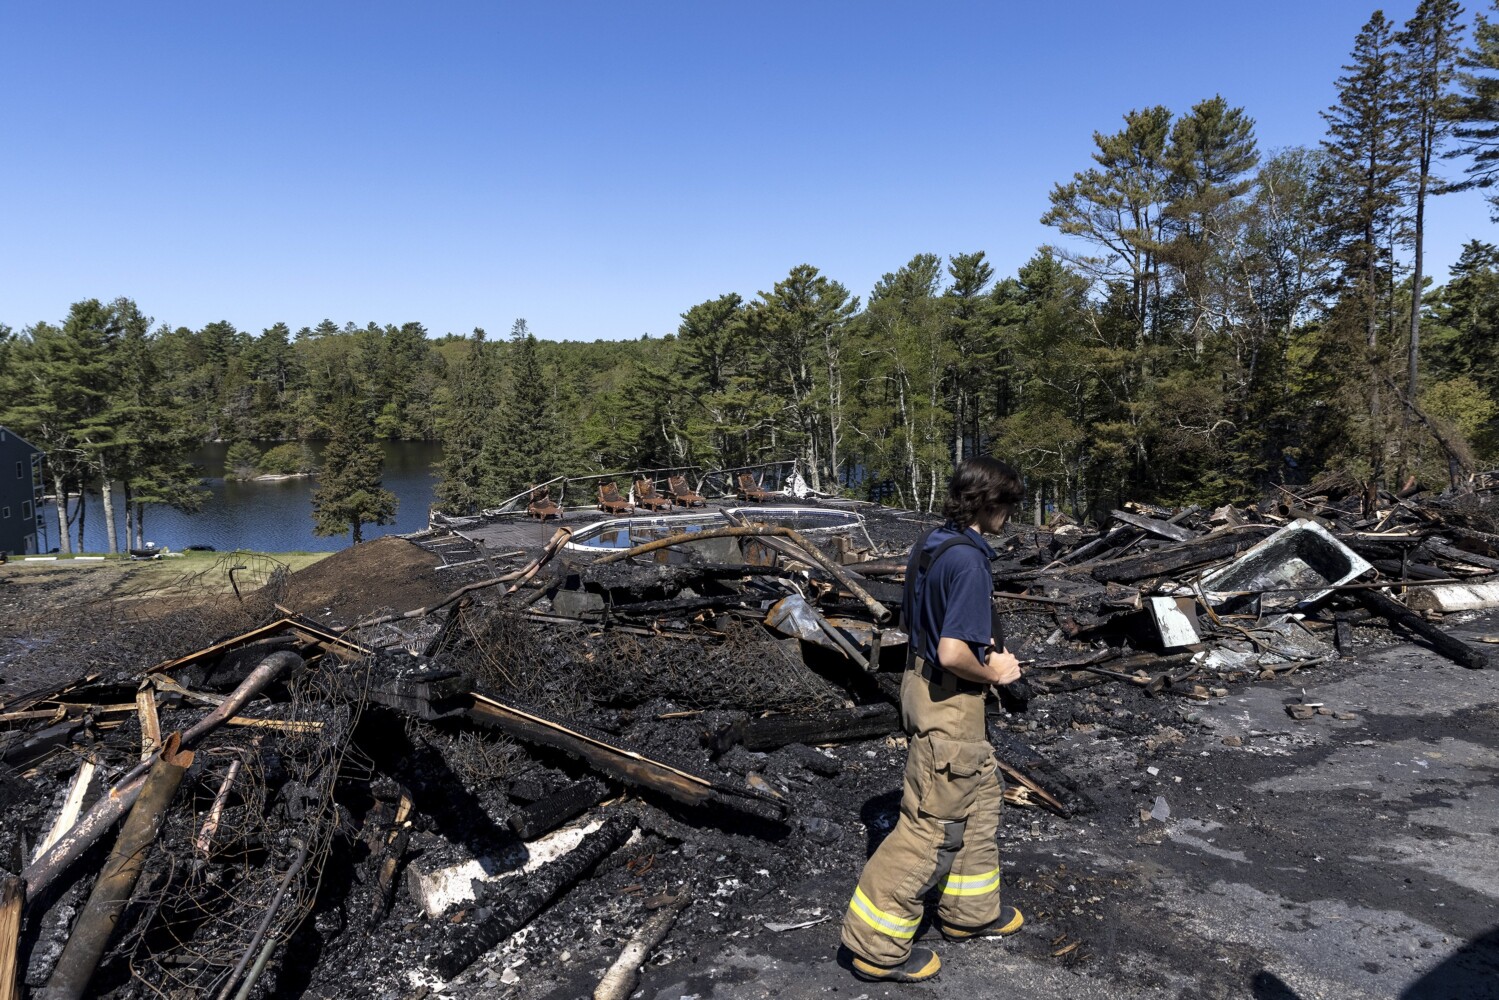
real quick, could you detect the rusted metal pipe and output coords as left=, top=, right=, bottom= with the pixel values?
left=41, top=734, right=195, bottom=1000
left=594, top=525, right=890, bottom=622
left=22, top=651, right=303, bottom=905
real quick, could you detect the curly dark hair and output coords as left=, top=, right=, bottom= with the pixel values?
left=942, top=456, right=1025, bottom=529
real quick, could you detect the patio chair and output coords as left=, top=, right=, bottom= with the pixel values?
left=634, top=478, right=673, bottom=512
left=598, top=482, right=634, bottom=515
left=737, top=473, right=773, bottom=503
left=668, top=475, right=707, bottom=508
left=527, top=485, right=562, bottom=521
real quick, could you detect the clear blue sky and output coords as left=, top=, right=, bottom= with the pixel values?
left=2, top=1, right=1491, bottom=341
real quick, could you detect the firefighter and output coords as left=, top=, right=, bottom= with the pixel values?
left=840, top=456, right=1026, bottom=983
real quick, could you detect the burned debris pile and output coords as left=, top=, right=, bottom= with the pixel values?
left=1, top=477, right=1497, bottom=997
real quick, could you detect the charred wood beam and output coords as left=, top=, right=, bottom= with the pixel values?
left=430, top=814, right=635, bottom=980
left=707, top=704, right=899, bottom=755
left=41, top=734, right=195, bottom=1000
left=1352, top=590, right=1497, bottom=670
left=593, top=525, right=891, bottom=623
left=34, top=758, right=96, bottom=863
left=195, top=758, right=242, bottom=858
left=1423, top=539, right=1499, bottom=574
left=1446, top=526, right=1499, bottom=558
left=1, top=720, right=79, bottom=770
left=509, top=778, right=611, bottom=840
left=466, top=693, right=787, bottom=824
left=22, top=651, right=303, bottom=905
left=1083, top=534, right=1260, bottom=584
left=1108, top=509, right=1196, bottom=542
left=0, top=673, right=101, bottom=715
left=370, top=793, right=414, bottom=920
left=1368, top=559, right=1453, bottom=581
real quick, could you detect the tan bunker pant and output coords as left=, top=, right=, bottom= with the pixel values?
left=840, top=665, right=1003, bottom=966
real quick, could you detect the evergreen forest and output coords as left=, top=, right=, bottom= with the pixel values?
left=6, top=2, right=1499, bottom=552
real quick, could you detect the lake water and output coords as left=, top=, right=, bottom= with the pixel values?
left=38, top=441, right=443, bottom=553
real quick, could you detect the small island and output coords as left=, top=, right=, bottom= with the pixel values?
left=225, top=441, right=319, bottom=482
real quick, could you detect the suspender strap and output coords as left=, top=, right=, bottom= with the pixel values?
left=907, top=528, right=990, bottom=693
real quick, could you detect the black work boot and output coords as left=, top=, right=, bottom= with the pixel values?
left=845, top=945, right=942, bottom=983
left=937, top=905, right=1024, bottom=941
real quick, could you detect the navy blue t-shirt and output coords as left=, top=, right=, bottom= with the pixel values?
left=903, top=523, right=998, bottom=666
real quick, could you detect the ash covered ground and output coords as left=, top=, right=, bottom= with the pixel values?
left=2, top=506, right=1498, bottom=1000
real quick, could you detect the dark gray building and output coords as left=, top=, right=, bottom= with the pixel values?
left=0, top=426, right=45, bottom=556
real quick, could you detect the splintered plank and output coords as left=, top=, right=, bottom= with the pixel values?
left=0, top=876, right=20, bottom=1000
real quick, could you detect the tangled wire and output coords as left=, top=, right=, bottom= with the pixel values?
left=59, top=657, right=371, bottom=998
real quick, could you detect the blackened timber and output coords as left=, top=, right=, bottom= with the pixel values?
left=1108, top=510, right=1196, bottom=543
left=708, top=703, right=900, bottom=755
left=431, top=814, right=634, bottom=980
left=1084, top=534, right=1259, bottom=584
left=466, top=692, right=788, bottom=823
left=1352, top=589, right=1498, bottom=669
left=508, top=778, right=611, bottom=840
left=1423, top=539, right=1499, bottom=574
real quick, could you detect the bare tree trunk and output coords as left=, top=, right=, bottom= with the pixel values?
left=52, top=470, right=71, bottom=555
left=135, top=503, right=145, bottom=548
left=100, top=461, right=119, bottom=556
left=77, top=485, right=87, bottom=553
left=123, top=482, right=133, bottom=552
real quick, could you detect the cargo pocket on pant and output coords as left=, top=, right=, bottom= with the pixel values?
left=916, top=736, right=993, bottom=821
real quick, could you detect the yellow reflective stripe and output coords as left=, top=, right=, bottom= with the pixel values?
left=848, top=887, right=920, bottom=939
left=939, top=868, right=1000, bottom=896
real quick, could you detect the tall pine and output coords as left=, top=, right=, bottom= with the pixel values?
left=311, top=374, right=398, bottom=543
left=434, top=328, right=498, bottom=514
left=1452, top=0, right=1499, bottom=214
left=1398, top=1, right=1465, bottom=404
left=1321, top=11, right=1413, bottom=504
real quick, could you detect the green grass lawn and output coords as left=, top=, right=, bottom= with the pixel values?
left=6, top=549, right=332, bottom=595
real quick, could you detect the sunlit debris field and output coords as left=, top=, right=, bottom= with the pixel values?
left=2, top=470, right=1498, bottom=998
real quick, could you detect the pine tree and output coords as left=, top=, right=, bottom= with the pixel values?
left=480, top=321, right=569, bottom=505
left=1321, top=11, right=1414, bottom=504
left=1398, top=0, right=1465, bottom=401
left=434, top=328, right=498, bottom=514
left=1451, top=0, right=1499, bottom=213
left=1042, top=106, right=1175, bottom=345
left=311, top=376, right=397, bottom=543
